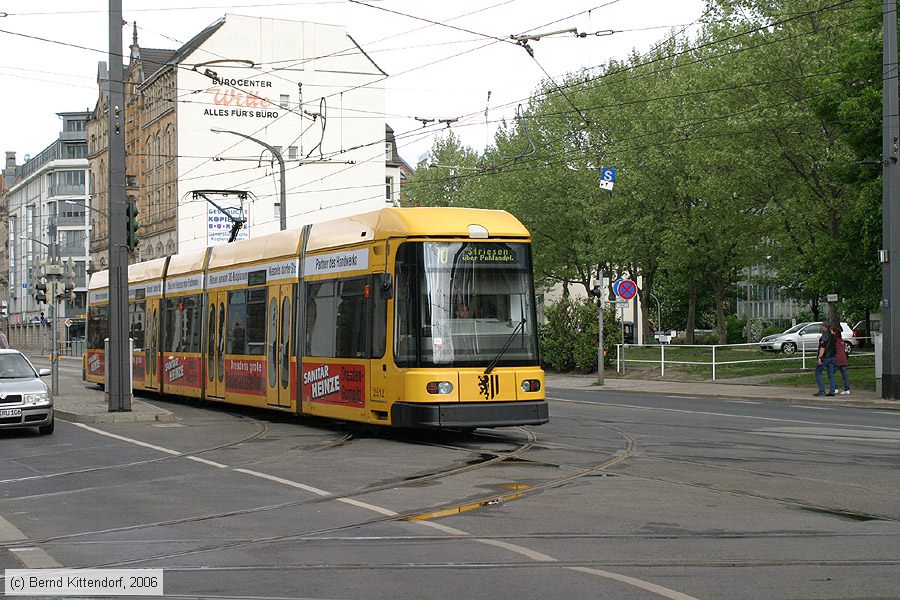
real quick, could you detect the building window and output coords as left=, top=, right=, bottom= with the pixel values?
left=385, top=177, right=393, bottom=200
left=288, top=146, right=298, bottom=160
left=385, top=142, right=393, bottom=160
left=67, top=144, right=87, bottom=159
left=279, top=94, right=289, bottom=109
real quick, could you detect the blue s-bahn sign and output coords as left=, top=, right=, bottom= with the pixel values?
left=599, top=167, right=617, bottom=191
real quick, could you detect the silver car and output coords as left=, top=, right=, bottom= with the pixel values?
left=0, top=350, right=54, bottom=435
left=759, top=322, right=854, bottom=355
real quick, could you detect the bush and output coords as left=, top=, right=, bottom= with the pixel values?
left=726, top=315, right=747, bottom=344
left=540, top=297, right=621, bottom=372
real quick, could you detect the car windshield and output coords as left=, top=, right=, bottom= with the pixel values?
left=783, top=323, right=807, bottom=334
left=0, top=353, right=37, bottom=379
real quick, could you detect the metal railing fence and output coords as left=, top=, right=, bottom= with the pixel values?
left=616, top=338, right=874, bottom=380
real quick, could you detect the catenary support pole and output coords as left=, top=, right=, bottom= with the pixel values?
left=107, top=0, right=131, bottom=411
left=883, top=0, right=900, bottom=399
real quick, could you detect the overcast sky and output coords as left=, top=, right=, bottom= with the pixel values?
left=0, top=0, right=706, bottom=167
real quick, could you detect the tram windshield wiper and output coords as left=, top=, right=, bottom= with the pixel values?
left=484, top=319, right=525, bottom=375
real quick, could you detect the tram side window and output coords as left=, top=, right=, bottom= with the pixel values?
left=305, top=281, right=335, bottom=357
left=336, top=279, right=369, bottom=358
left=304, top=278, right=374, bottom=359
left=87, top=305, right=108, bottom=350
left=227, top=289, right=267, bottom=355
left=164, top=295, right=202, bottom=353
left=129, top=301, right=145, bottom=351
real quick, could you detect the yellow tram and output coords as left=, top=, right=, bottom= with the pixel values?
left=85, top=207, right=548, bottom=428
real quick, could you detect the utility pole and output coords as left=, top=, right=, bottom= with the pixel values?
left=107, top=0, right=131, bottom=411
left=591, top=276, right=604, bottom=386
left=883, top=0, right=900, bottom=399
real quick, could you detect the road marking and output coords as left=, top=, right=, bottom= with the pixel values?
left=873, top=411, right=900, bottom=416
left=567, top=566, right=700, bottom=600
left=8, top=547, right=61, bottom=568
left=478, top=538, right=557, bottom=562
left=73, top=423, right=181, bottom=455
left=0, top=516, right=27, bottom=542
left=666, top=395, right=699, bottom=400
left=548, top=397, right=900, bottom=432
left=231, top=468, right=330, bottom=496
left=1, top=516, right=61, bottom=568
left=71, top=422, right=702, bottom=600
left=724, top=400, right=762, bottom=405
left=187, top=456, right=229, bottom=468
left=790, top=405, right=831, bottom=410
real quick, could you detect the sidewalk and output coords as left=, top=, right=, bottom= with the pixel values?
left=544, top=372, right=898, bottom=408
left=36, top=355, right=176, bottom=425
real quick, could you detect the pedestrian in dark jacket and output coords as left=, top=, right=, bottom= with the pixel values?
left=832, top=325, right=850, bottom=395
left=814, top=322, right=837, bottom=397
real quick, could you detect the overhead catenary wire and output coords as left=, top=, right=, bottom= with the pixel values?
left=3, top=0, right=871, bottom=230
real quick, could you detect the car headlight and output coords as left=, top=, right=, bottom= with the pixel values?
left=24, top=392, right=51, bottom=406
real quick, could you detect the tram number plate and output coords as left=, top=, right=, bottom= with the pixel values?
left=0, top=408, right=22, bottom=418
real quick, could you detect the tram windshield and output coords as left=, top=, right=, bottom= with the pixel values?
left=394, top=241, right=539, bottom=368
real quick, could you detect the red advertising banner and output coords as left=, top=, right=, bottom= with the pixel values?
left=163, top=355, right=202, bottom=389
left=226, top=358, right=267, bottom=396
left=87, top=350, right=104, bottom=377
left=132, top=354, right=145, bottom=383
left=302, top=362, right=366, bottom=407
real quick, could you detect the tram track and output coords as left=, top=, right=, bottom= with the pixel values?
left=9, top=424, right=635, bottom=569
left=0, top=425, right=541, bottom=550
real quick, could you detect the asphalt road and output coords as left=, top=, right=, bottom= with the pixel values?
left=1, top=362, right=898, bottom=600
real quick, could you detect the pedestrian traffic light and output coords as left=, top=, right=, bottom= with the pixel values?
left=126, top=201, right=140, bottom=251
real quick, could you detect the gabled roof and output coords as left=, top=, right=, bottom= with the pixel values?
left=136, top=48, right=177, bottom=82
left=141, top=17, right=226, bottom=88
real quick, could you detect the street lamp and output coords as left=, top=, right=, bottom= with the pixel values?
left=211, top=128, right=286, bottom=231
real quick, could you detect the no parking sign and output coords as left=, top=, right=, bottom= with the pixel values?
left=614, top=278, right=637, bottom=300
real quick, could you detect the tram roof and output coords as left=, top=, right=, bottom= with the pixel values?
left=305, top=207, right=529, bottom=251
left=88, top=269, right=108, bottom=291
left=207, top=227, right=302, bottom=270
left=166, top=248, right=208, bottom=277
left=128, top=257, right=167, bottom=283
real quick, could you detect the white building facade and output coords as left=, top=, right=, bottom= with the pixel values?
left=5, top=112, right=91, bottom=346
left=171, top=15, right=389, bottom=253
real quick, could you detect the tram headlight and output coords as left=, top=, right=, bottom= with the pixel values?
left=426, top=381, right=454, bottom=395
left=521, top=379, right=541, bottom=393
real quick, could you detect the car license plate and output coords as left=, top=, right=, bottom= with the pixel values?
left=0, top=408, right=22, bottom=418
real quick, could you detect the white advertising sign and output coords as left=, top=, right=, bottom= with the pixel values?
left=208, top=205, right=249, bottom=246
left=304, top=249, right=369, bottom=276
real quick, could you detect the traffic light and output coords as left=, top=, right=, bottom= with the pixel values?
left=126, top=201, right=140, bottom=250
left=35, top=279, right=48, bottom=304
left=33, top=260, right=47, bottom=304
left=63, top=258, right=76, bottom=301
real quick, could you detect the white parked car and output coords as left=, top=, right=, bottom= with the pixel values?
left=759, top=322, right=854, bottom=355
